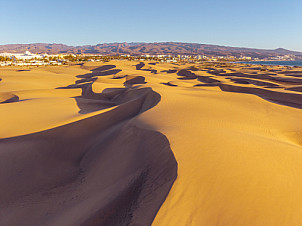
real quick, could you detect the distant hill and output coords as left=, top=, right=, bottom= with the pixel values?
left=0, top=42, right=301, bottom=58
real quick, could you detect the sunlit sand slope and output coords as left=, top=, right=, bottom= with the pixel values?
left=0, top=63, right=177, bottom=225
left=1, top=61, right=302, bottom=225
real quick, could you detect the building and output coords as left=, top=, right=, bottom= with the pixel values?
left=0, top=51, right=44, bottom=60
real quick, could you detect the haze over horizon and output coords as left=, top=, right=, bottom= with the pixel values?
left=1, top=0, right=301, bottom=51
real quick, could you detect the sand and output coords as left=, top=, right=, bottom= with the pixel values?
left=1, top=61, right=302, bottom=225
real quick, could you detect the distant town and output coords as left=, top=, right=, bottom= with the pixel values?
left=0, top=50, right=301, bottom=67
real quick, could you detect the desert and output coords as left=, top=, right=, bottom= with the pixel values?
left=1, top=60, right=302, bottom=225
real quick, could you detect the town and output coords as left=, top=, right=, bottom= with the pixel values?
left=0, top=50, right=300, bottom=67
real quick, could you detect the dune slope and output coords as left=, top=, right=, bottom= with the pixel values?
left=2, top=61, right=302, bottom=225
left=0, top=64, right=177, bottom=226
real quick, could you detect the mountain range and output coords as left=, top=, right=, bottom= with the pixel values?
left=0, top=42, right=301, bottom=58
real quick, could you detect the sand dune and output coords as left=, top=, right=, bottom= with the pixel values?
left=0, top=92, right=19, bottom=103
left=1, top=61, right=302, bottom=225
left=0, top=65, right=177, bottom=225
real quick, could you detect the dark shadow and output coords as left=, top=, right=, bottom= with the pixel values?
left=279, top=71, right=302, bottom=78
left=161, top=82, right=178, bottom=87
left=286, top=86, right=302, bottom=92
left=91, top=65, right=116, bottom=72
left=56, top=65, right=124, bottom=114
left=124, top=76, right=146, bottom=87
left=135, top=62, right=157, bottom=73
left=177, top=77, right=197, bottom=80
left=197, top=76, right=220, bottom=84
left=0, top=95, right=19, bottom=104
left=219, top=83, right=302, bottom=109
left=112, top=74, right=127, bottom=79
left=161, top=69, right=177, bottom=73
left=135, top=62, right=145, bottom=70
left=75, top=77, right=98, bottom=84
left=75, top=97, right=117, bottom=114
left=77, top=69, right=122, bottom=79
left=194, top=83, right=219, bottom=87
left=0, top=84, right=177, bottom=226
left=229, top=78, right=279, bottom=87
left=141, top=69, right=157, bottom=74
left=177, top=69, right=197, bottom=79
left=16, top=70, right=31, bottom=72
left=214, top=71, right=302, bottom=85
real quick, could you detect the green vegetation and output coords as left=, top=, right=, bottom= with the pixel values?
left=0, top=56, right=12, bottom=61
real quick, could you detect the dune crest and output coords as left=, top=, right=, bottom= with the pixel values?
left=0, top=64, right=177, bottom=226
left=2, top=61, right=302, bottom=225
left=0, top=92, right=19, bottom=104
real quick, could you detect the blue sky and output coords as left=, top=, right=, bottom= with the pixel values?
left=1, top=0, right=301, bottom=51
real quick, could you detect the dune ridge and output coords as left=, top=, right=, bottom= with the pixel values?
left=0, top=92, right=19, bottom=104
left=2, top=61, right=302, bottom=225
left=0, top=64, right=177, bottom=225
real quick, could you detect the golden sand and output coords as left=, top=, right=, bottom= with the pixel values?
left=1, top=61, right=302, bottom=225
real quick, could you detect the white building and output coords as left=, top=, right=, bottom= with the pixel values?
left=16, top=51, right=44, bottom=60
left=0, top=51, right=44, bottom=60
